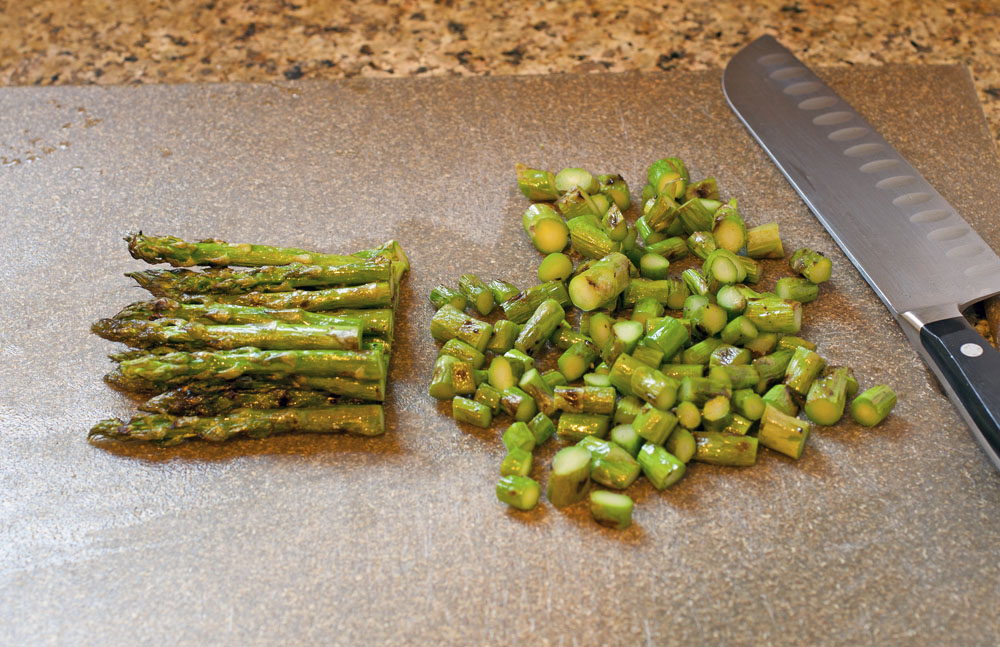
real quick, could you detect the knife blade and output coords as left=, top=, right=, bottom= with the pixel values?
left=723, top=35, right=1000, bottom=471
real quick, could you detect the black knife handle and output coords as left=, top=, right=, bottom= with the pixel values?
left=920, top=316, right=1000, bottom=468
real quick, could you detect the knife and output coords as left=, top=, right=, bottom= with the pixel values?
left=722, top=35, right=1000, bottom=471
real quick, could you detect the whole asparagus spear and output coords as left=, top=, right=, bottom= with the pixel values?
left=200, top=281, right=393, bottom=310
left=128, top=258, right=392, bottom=297
left=126, top=233, right=409, bottom=273
left=107, top=369, right=386, bottom=400
left=113, top=299, right=394, bottom=339
left=92, top=318, right=363, bottom=351
left=110, top=347, right=385, bottom=391
left=89, top=405, right=385, bottom=445
left=140, top=383, right=344, bottom=416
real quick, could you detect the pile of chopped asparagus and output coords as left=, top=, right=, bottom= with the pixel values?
left=428, top=159, right=896, bottom=529
left=88, top=233, right=409, bottom=446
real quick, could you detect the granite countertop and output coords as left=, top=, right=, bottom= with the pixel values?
left=2, top=1, right=999, bottom=144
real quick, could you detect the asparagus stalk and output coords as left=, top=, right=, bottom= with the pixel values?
left=114, top=299, right=394, bottom=339
left=522, top=204, right=569, bottom=254
left=553, top=385, right=617, bottom=415
left=431, top=305, right=494, bottom=351
left=578, top=439, right=641, bottom=490
left=429, top=285, right=467, bottom=311
left=89, top=405, right=385, bottom=445
left=514, top=298, right=565, bottom=355
left=502, top=422, right=536, bottom=452
left=746, top=223, right=785, bottom=259
left=519, top=368, right=558, bottom=416
left=851, top=385, right=897, bottom=426
left=568, top=252, right=631, bottom=311
left=528, top=412, right=556, bottom=445
left=609, top=423, right=643, bottom=457
left=140, top=382, right=345, bottom=416
left=758, top=404, right=811, bottom=459
left=547, top=446, right=592, bottom=508
left=589, top=490, right=633, bottom=530
left=126, top=233, right=408, bottom=272
left=474, top=382, right=503, bottom=413
left=632, top=403, right=679, bottom=446
left=597, top=173, right=631, bottom=210
left=516, top=163, right=559, bottom=201
left=783, top=346, right=827, bottom=396
left=452, top=396, right=492, bottom=428
left=789, top=248, right=832, bottom=283
left=555, top=167, right=598, bottom=194
left=92, top=318, right=363, bottom=351
left=203, top=281, right=392, bottom=311
left=637, top=443, right=686, bottom=489
left=439, top=338, right=487, bottom=370
left=804, top=367, right=849, bottom=425
left=459, top=273, right=495, bottom=316
left=568, top=216, right=621, bottom=259
left=686, top=177, right=720, bottom=201
left=485, top=319, right=521, bottom=355
left=501, top=281, right=571, bottom=324
left=488, top=279, right=520, bottom=305
left=556, top=413, right=611, bottom=442
left=496, top=475, right=541, bottom=511
left=664, top=428, right=696, bottom=463
left=557, top=339, right=601, bottom=381
left=744, top=297, right=802, bottom=334
left=775, top=277, right=819, bottom=304
left=128, top=258, right=392, bottom=297
left=692, top=432, right=758, bottom=467
left=111, top=347, right=385, bottom=391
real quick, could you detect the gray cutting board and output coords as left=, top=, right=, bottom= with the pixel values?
left=1, top=66, right=999, bottom=647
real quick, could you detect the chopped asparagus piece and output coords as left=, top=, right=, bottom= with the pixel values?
left=516, top=163, right=559, bottom=201
left=502, top=421, right=536, bottom=452
left=568, top=252, right=631, bottom=311
left=783, top=346, right=827, bottom=396
left=758, top=404, right=811, bottom=459
left=452, top=396, right=492, bottom=428
left=557, top=413, right=611, bottom=442
left=547, top=446, right=592, bottom=508
left=746, top=223, right=785, bottom=259
left=431, top=305, right=493, bottom=351
left=692, top=432, right=758, bottom=467
left=637, top=443, right=686, bottom=489
left=537, top=252, right=574, bottom=282
left=609, top=424, right=643, bottom=457
left=500, top=447, right=533, bottom=477
left=851, top=385, right=897, bottom=426
left=459, top=273, right=495, bottom=316
left=528, top=412, right=556, bottom=445
left=589, top=490, right=634, bottom=530
left=514, top=298, right=565, bottom=355
left=430, top=285, right=467, bottom=311
left=664, top=427, right=696, bottom=463
left=496, top=475, right=541, bottom=511
left=789, top=247, right=832, bottom=283
left=805, top=367, right=850, bottom=425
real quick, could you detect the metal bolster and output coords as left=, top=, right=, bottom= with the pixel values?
left=900, top=304, right=963, bottom=333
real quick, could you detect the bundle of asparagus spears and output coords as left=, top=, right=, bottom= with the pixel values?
left=89, top=233, right=409, bottom=446
left=427, top=159, right=896, bottom=528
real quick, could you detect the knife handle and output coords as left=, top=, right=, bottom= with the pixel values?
left=919, top=316, right=1000, bottom=468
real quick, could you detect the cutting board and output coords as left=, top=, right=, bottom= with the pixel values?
left=2, top=66, right=999, bottom=647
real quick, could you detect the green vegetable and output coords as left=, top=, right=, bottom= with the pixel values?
left=547, top=446, right=592, bottom=507
left=589, top=490, right=633, bottom=530
left=89, top=406, right=385, bottom=446
left=851, top=385, right=897, bottom=426
left=497, top=475, right=541, bottom=511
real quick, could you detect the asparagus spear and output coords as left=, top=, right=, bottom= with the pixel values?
left=89, top=405, right=385, bottom=445
left=128, top=258, right=392, bottom=297
left=203, top=281, right=393, bottom=311
left=111, top=347, right=385, bottom=391
left=126, top=233, right=408, bottom=272
left=92, top=318, right=363, bottom=351
left=140, top=382, right=352, bottom=416
left=113, top=299, right=394, bottom=339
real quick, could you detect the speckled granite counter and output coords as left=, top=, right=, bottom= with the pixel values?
left=2, top=1, right=999, bottom=143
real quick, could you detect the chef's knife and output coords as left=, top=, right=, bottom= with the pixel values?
left=723, top=35, right=1000, bottom=471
